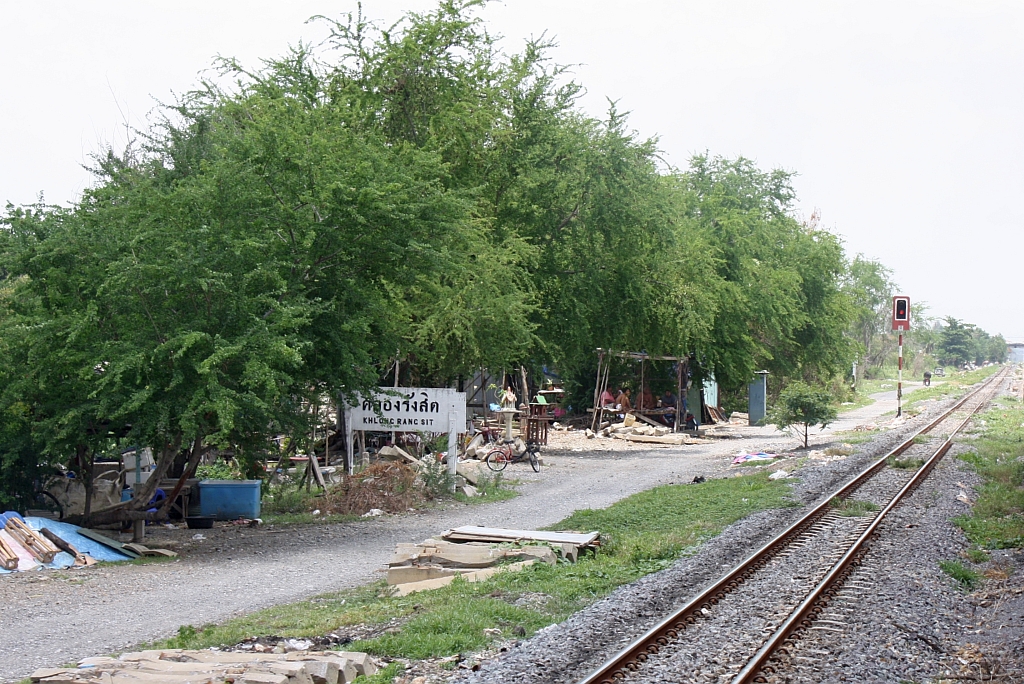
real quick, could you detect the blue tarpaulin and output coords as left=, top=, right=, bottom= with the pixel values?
left=0, top=516, right=132, bottom=573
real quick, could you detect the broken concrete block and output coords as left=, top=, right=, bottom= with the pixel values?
left=457, top=484, right=479, bottom=497
left=456, top=461, right=485, bottom=486
left=623, top=414, right=636, bottom=427
left=239, top=674, right=289, bottom=684
left=267, top=662, right=313, bottom=684
left=377, top=445, right=419, bottom=465
left=303, top=662, right=339, bottom=684
left=387, top=564, right=461, bottom=585
left=335, top=653, right=377, bottom=677
left=584, top=428, right=595, bottom=439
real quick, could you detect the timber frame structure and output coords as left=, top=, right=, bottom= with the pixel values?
left=590, top=349, right=689, bottom=433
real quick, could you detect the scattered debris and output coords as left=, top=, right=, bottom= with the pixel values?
left=384, top=526, right=601, bottom=596
left=122, top=543, right=178, bottom=558
left=361, top=508, right=384, bottom=518
left=377, top=444, right=420, bottom=466
left=0, top=515, right=133, bottom=572
left=731, top=451, right=778, bottom=465
left=768, top=470, right=790, bottom=480
left=31, top=648, right=377, bottom=684
left=691, top=475, right=706, bottom=484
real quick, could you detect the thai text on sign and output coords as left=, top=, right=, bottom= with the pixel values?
left=348, top=388, right=467, bottom=431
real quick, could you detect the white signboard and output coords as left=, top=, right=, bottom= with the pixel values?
left=348, top=388, right=466, bottom=432
left=344, top=388, right=467, bottom=477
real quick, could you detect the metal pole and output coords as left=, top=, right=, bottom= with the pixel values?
left=447, top=411, right=458, bottom=492
left=897, top=332, right=903, bottom=417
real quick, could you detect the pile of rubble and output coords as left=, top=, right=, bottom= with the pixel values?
left=30, top=649, right=376, bottom=684
left=584, top=414, right=706, bottom=446
left=386, top=526, right=600, bottom=596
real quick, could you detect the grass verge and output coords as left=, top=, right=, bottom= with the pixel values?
left=938, top=560, right=982, bottom=591
left=905, top=365, right=1002, bottom=409
left=152, top=472, right=794, bottom=662
left=953, top=397, right=1024, bottom=549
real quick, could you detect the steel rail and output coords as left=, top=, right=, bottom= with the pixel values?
left=732, top=368, right=1007, bottom=683
left=577, top=367, right=1008, bottom=684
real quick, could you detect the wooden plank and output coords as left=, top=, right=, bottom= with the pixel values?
left=78, top=528, right=140, bottom=559
left=5, top=517, right=58, bottom=563
left=443, top=526, right=599, bottom=546
left=616, top=433, right=687, bottom=445
left=633, top=412, right=670, bottom=429
left=0, top=529, right=39, bottom=570
left=0, top=533, right=17, bottom=570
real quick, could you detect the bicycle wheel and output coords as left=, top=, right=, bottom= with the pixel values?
left=484, top=447, right=510, bottom=472
left=528, top=448, right=540, bottom=472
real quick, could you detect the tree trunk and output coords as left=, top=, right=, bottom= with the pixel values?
left=73, top=436, right=183, bottom=527
left=804, top=422, right=809, bottom=449
left=79, top=445, right=95, bottom=522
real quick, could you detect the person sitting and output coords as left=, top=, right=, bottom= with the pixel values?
left=661, top=389, right=677, bottom=426
left=923, top=371, right=932, bottom=387
left=637, top=385, right=655, bottom=412
left=615, top=387, right=632, bottom=415
left=684, top=412, right=697, bottom=430
left=600, top=386, right=616, bottom=408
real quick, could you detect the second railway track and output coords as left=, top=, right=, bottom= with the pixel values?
left=579, top=367, right=1010, bottom=684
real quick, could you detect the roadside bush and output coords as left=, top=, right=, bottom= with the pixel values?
left=418, top=456, right=455, bottom=500
left=262, top=485, right=320, bottom=515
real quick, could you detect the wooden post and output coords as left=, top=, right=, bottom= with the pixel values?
left=671, top=358, right=679, bottom=432
left=345, top=401, right=354, bottom=476
left=447, top=411, right=458, bottom=492
left=639, top=358, right=645, bottom=411
left=591, top=352, right=605, bottom=432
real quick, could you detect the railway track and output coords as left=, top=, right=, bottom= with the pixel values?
left=579, top=367, right=1009, bottom=684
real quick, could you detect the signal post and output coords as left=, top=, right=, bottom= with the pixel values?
left=892, top=296, right=911, bottom=417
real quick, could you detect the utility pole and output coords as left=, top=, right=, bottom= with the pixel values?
left=892, top=296, right=911, bottom=417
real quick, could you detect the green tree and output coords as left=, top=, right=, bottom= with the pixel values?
left=845, top=256, right=896, bottom=377
left=939, top=317, right=975, bottom=367
left=680, top=157, right=854, bottom=392
left=769, top=381, right=839, bottom=448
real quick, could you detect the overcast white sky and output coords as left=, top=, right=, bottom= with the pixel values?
left=2, top=1, right=1022, bottom=340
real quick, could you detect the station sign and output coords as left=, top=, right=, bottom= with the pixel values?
left=347, top=387, right=466, bottom=432
left=892, top=296, right=911, bottom=331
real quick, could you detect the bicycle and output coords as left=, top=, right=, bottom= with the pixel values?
left=484, top=439, right=541, bottom=472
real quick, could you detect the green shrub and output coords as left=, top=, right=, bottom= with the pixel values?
left=938, top=560, right=982, bottom=591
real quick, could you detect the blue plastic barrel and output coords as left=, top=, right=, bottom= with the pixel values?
left=197, top=480, right=261, bottom=520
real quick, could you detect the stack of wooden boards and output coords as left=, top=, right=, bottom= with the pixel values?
left=387, top=525, right=600, bottom=596
left=0, top=513, right=61, bottom=570
left=30, top=648, right=376, bottom=684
